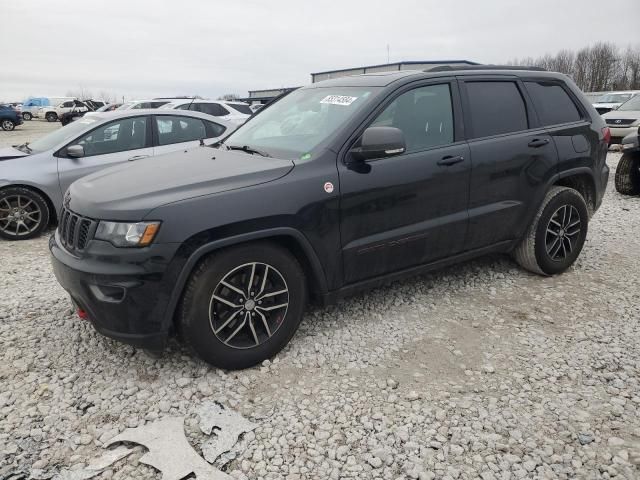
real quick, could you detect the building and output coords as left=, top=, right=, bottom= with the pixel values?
left=310, top=60, right=479, bottom=83
left=243, top=60, right=479, bottom=105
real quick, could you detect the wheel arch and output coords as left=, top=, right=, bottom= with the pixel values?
left=0, top=183, right=58, bottom=224
left=551, top=168, right=597, bottom=216
left=162, top=227, right=329, bottom=332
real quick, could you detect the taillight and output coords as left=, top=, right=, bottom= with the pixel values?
left=77, top=308, right=89, bottom=320
left=602, top=127, right=611, bottom=145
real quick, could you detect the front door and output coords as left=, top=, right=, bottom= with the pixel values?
left=339, top=81, right=471, bottom=284
left=57, top=116, right=153, bottom=197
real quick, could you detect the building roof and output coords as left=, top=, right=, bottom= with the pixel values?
left=310, top=60, right=478, bottom=76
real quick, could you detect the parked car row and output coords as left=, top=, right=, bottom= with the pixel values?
left=592, top=90, right=640, bottom=115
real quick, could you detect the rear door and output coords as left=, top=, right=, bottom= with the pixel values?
left=57, top=116, right=153, bottom=195
left=459, top=77, right=558, bottom=250
left=152, top=115, right=227, bottom=155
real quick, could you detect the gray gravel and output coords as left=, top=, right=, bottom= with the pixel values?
left=1, top=123, right=639, bottom=479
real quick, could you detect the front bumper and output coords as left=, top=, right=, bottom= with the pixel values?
left=49, top=231, right=181, bottom=350
left=609, top=125, right=638, bottom=144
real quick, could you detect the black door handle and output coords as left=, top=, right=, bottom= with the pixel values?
left=528, top=138, right=550, bottom=148
left=437, top=155, right=465, bottom=166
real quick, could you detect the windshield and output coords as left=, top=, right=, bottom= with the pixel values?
left=618, top=95, right=640, bottom=111
left=597, top=93, right=633, bottom=104
left=26, top=118, right=98, bottom=152
left=224, top=87, right=381, bottom=159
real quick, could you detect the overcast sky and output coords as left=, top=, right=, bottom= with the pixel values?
left=2, top=0, right=639, bottom=102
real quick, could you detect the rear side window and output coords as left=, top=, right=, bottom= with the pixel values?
left=524, top=81, right=582, bottom=126
left=465, top=81, right=528, bottom=138
left=205, top=120, right=226, bottom=137
left=156, top=115, right=206, bottom=145
left=227, top=103, right=252, bottom=115
left=197, top=103, right=230, bottom=117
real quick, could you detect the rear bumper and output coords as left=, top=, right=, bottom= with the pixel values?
left=49, top=232, right=181, bottom=350
left=609, top=126, right=638, bottom=143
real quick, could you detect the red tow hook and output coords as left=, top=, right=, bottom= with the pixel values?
left=77, top=308, right=89, bottom=320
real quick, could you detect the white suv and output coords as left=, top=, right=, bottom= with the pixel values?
left=160, top=99, right=252, bottom=125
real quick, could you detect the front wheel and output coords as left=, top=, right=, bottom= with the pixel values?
left=513, top=186, right=588, bottom=276
left=1, top=119, right=15, bottom=131
left=615, top=153, right=640, bottom=196
left=22, top=112, right=32, bottom=121
left=0, top=187, right=50, bottom=240
left=45, top=112, right=58, bottom=122
left=179, top=242, right=307, bottom=369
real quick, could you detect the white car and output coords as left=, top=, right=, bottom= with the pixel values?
left=593, top=91, right=640, bottom=115
left=602, top=95, right=640, bottom=143
left=160, top=99, right=252, bottom=125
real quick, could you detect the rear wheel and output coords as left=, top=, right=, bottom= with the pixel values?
left=615, top=153, right=640, bottom=196
left=513, top=186, right=588, bottom=276
left=22, top=112, right=32, bottom=121
left=1, top=119, right=15, bottom=131
left=0, top=187, right=50, bottom=240
left=45, top=112, right=58, bottom=122
left=179, top=242, right=307, bottom=369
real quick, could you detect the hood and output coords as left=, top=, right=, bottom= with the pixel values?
left=602, top=110, right=640, bottom=120
left=68, top=147, right=294, bottom=220
left=0, top=146, right=30, bottom=161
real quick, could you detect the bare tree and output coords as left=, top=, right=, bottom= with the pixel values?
left=65, top=87, right=94, bottom=100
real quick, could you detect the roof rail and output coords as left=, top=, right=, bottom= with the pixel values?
left=427, top=65, right=546, bottom=72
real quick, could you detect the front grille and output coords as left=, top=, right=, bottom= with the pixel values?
left=605, top=118, right=636, bottom=126
left=58, top=208, right=96, bottom=253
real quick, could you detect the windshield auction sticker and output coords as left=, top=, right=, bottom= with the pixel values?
left=320, top=95, right=358, bottom=106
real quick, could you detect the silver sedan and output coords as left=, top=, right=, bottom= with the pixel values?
left=0, top=110, right=234, bottom=240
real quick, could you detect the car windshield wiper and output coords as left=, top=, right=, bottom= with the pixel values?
left=16, top=142, right=32, bottom=153
left=226, top=144, right=272, bottom=157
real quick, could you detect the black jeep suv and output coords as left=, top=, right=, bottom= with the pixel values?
left=50, top=67, right=610, bottom=369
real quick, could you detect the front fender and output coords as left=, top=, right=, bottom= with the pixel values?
left=160, top=227, right=328, bottom=331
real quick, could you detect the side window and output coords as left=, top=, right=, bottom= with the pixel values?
left=370, top=84, right=454, bottom=153
left=176, top=103, right=191, bottom=110
left=205, top=120, right=226, bottom=138
left=151, top=101, right=169, bottom=108
left=156, top=116, right=206, bottom=145
left=75, top=117, right=148, bottom=156
left=62, top=101, right=74, bottom=108
left=201, top=103, right=230, bottom=117
left=465, top=81, right=528, bottom=138
left=524, top=81, right=582, bottom=126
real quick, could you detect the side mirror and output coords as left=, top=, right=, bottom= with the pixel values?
left=66, top=145, right=85, bottom=158
left=349, top=126, right=406, bottom=162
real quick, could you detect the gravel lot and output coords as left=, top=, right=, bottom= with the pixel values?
left=1, top=122, right=639, bottom=479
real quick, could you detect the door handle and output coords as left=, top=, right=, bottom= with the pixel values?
left=528, top=138, right=550, bottom=148
left=437, top=155, right=465, bottom=166
left=127, top=155, right=149, bottom=162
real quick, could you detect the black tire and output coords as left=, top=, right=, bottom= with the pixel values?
left=1, top=119, right=15, bottom=131
left=45, top=112, right=58, bottom=122
left=179, top=242, right=307, bottom=369
left=0, top=187, right=50, bottom=240
left=615, top=153, right=640, bottom=196
left=22, top=112, right=32, bottom=121
left=513, top=186, right=588, bottom=276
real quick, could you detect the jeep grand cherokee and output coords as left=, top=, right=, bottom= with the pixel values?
left=50, top=66, right=610, bottom=369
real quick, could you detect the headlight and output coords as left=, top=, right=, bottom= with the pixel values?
left=94, top=221, right=161, bottom=247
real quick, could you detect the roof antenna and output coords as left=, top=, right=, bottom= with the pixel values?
left=187, top=95, right=197, bottom=111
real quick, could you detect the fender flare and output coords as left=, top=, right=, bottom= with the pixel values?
left=161, top=227, right=329, bottom=329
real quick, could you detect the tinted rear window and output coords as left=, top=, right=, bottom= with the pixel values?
left=525, top=81, right=582, bottom=126
left=227, top=103, right=252, bottom=115
left=466, top=81, right=528, bottom=138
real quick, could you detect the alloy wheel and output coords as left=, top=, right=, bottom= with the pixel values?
left=0, top=195, right=43, bottom=237
left=209, top=262, right=289, bottom=349
left=545, top=204, right=581, bottom=262
left=2, top=120, right=14, bottom=131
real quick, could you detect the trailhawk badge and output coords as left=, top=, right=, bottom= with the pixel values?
left=324, top=182, right=334, bottom=193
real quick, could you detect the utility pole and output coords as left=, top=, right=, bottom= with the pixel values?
left=387, top=44, right=390, bottom=64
